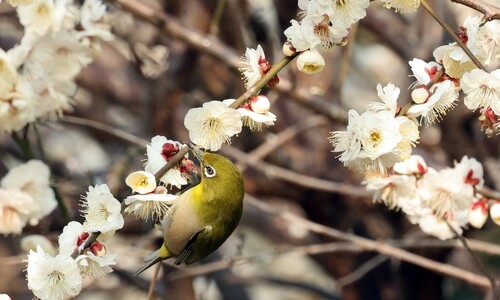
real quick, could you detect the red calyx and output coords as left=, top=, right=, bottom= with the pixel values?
left=464, top=169, right=480, bottom=186
left=77, top=232, right=90, bottom=247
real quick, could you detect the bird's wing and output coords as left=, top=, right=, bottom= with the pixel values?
left=174, top=227, right=207, bottom=265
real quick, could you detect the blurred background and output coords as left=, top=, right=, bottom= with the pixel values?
left=1, top=0, right=500, bottom=299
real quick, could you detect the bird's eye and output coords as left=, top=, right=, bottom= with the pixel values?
left=204, top=165, right=216, bottom=177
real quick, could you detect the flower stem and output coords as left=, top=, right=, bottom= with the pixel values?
left=420, top=0, right=486, bottom=71
left=209, top=0, right=227, bottom=35
left=230, top=53, right=298, bottom=109
left=12, top=130, right=36, bottom=160
left=447, top=222, right=498, bottom=294
left=153, top=54, right=298, bottom=180
left=154, top=147, right=190, bottom=181
left=33, top=125, right=72, bottom=222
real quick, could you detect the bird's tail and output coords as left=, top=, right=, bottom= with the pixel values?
left=133, top=244, right=171, bottom=276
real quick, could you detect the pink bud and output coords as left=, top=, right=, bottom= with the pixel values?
left=468, top=200, right=488, bottom=229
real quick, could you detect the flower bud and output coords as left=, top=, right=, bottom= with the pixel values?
left=296, top=50, right=325, bottom=75
left=489, top=201, right=500, bottom=225
left=125, top=171, right=157, bottom=194
left=411, top=87, right=430, bottom=104
left=468, top=200, right=488, bottom=229
left=282, top=41, right=296, bottom=57
left=249, top=95, right=270, bottom=114
left=393, top=155, right=427, bottom=175
left=89, top=241, right=106, bottom=257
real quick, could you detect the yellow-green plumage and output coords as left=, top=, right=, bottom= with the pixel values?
left=134, top=152, right=244, bottom=275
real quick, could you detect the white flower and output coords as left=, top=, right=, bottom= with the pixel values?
left=0, top=49, right=36, bottom=132
left=27, top=246, right=82, bottom=300
left=239, top=44, right=268, bottom=89
left=79, top=0, right=113, bottom=41
left=76, top=241, right=116, bottom=278
left=21, top=235, right=57, bottom=256
left=380, top=0, right=420, bottom=13
left=184, top=100, right=243, bottom=151
left=417, top=211, right=466, bottom=240
left=329, top=109, right=362, bottom=162
left=223, top=97, right=277, bottom=131
left=407, top=80, right=458, bottom=125
left=58, top=221, right=88, bottom=256
left=356, top=111, right=403, bottom=160
left=296, top=49, right=325, bottom=74
left=468, top=200, right=488, bottom=229
left=393, top=155, right=427, bottom=175
left=454, top=156, right=484, bottom=188
left=1, top=160, right=56, bottom=225
left=17, top=0, right=56, bottom=35
left=297, top=0, right=332, bottom=17
left=0, top=188, right=35, bottom=235
left=17, top=0, right=78, bottom=35
left=125, top=171, right=157, bottom=194
left=6, top=0, right=34, bottom=6
left=0, top=294, right=11, bottom=300
left=364, top=174, right=417, bottom=210
left=418, top=167, right=475, bottom=219
left=331, top=109, right=418, bottom=174
left=144, top=136, right=190, bottom=188
left=330, top=0, right=370, bottom=27
left=124, top=186, right=177, bottom=221
left=408, top=58, right=442, bottom=86
left=461, top=69, right=500, bottom=115
left=284, top=15, right=347, bottom=52
left=81, top=184, right=124, bottom=233
left=23, top=31, right=92, bottom=81
left=369, top=83, right=400, bottom=115
left=433, top=17, right=485, bottom=79
left=477, top=20, right=500, bottom=66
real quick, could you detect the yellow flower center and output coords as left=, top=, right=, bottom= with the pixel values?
left=369, top=131, right=382, bottom=146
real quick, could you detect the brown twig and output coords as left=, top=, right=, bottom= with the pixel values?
left=61, top=116, right=148, bottom=147
left=336, top=254, right=388, bottom=288
left=237, top=115, right=329, bottom=171
left=110, top=0, right=348, bottom=123
left=146, top=263, right=162, bottom=300
left=420, top=0, right=486, bottom=71
left=477, top=186, right=500, bottom=201
left=447, top=222, right=499, bottom=298
left=245, top=194, right=492, bottom=288
left=449, top=0, right=500, bottom=22
left=223, top=147, right=371, bottom=197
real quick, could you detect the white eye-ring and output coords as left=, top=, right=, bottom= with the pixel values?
left=204, top=165, right=216, bottom=177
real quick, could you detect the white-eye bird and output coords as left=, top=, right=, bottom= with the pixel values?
left=134, top=151, right=244, bottom=275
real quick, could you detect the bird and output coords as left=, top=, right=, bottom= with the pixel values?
left=134, top=150, right=244, bottom=276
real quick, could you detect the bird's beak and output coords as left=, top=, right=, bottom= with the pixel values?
left=187, top=143, right=204, bottom=163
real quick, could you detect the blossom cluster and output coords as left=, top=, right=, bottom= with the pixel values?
left=364, top=155, right=500, bottom=240
left=411, top=17, right=500, bottom=135
left=0, top=160, right=56, bottom=235
left=0, top=0, right=112, bottom=132
left=282, top=0, right=365, bottom=73
left=329, top=83, right=420, bottom=175
left=123, top=136, right=187, bottom=221
left=184, top=96, right=276, bottom=151
left=26, top=184, right=123, bottom=300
